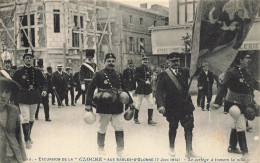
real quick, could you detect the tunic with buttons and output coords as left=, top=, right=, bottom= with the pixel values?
left=86, top=68, right=133, bottom=114
left=222, top=65, right=260, bottom=113
left=13, top=66, right=47, bottom=105
left=135, top=64, right=152, bottom=95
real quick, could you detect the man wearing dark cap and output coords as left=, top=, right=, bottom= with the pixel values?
left=156, top=52, right=197, bottom=158
left=35, top=60, right=51, bottom=122
left=122, top=60, right=136, bottom=102
left=46, top=66, right=55, bottom=105
left=51, top=65, right=68, bottom=107
left=85, top=53, right=134, bottom=157
left=134, top=55, right=157, bottom=125
left=65, top=67, right=75, bottom=106
left=80, top=49, right=96, bottom=104
left=197, top=62, right=215, bottom=111
left=13, top=50, right=47, bottom=149
left=0, top=76, right=27, bottom=162
left=221, top=52, right=260, bottom=159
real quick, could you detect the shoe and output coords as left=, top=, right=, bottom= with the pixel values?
left=246, top=126, right=253, bottom=132
left=168, top=148, right=175, bottom=157
left=28, top=138, right=33, bottom=144
left=71, top=104, right=76, bottom=106
left=202, top=108, right=205, bottom=111
left=45, top=119, right=52, bottom=122
left=35, top=117, right=38, bottom=120
left=185, top=151, right=198, bottom=158
left=134, top=119, right=140, bottom=124
left=66, top=104, right=70, bottom=106
left=224, top=112, right=228, bottom=114
left=98, top=147, right=106, bottom=155
left=52, top=103, right=55, bottom=105
left=148, top=120, right=157, bottom=126
left=25, top=141, right=32, bottom=149
left=117, top=149, right=124, bottom=157
left=228, top=147, right=242, bottom=154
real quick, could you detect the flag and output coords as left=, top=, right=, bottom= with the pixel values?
left=190, top=0, right=260, bottom=76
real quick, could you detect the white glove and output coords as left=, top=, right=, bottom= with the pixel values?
left=81, top=84, right=85, bottom=91
left=41, top=91, right=47, bottom=97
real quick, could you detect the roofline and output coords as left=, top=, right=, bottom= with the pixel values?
left=148, top=24, right=193, bottom=31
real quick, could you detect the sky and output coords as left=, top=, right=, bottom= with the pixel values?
left=113, top=0, right=169, bottom=8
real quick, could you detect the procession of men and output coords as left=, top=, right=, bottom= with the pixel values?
left=0, top=0, right=260, bottom=161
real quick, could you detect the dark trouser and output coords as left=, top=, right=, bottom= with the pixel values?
left=168, top=113, right=194, bottom=152
left=201, top=88, right=212, bottom=109
left=56, top=88, right=66, bottom=106
left=197, top=89, right=201, bottom=106
left=75, top=89, right=85, bottom=104
left=35, top=95, right=50, bottom=120
left=214, top=85, right=227, bottom=106
left=65, top=87, right=75, bottom=105
left=48, top=90, right=55, bottom=104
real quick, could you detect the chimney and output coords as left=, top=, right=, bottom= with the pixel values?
left=140, top=3, right=147, bottom=9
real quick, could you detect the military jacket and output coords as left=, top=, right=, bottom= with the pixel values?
left=122, top=67, right=136, bottom=91
left=86, top=68, right=133, bottom=114
left=135, top=64, right=152, bottom=95
left=79, top=62, right=96, bottom=84
left=13, top=66, right=47, bottom=105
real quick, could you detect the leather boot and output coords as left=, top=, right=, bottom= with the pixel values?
left=97, top=132, right=106, bottom=155
left=185, top=131, right=197, bottom=158
left=169, top=129, right=177, bottom=156
left=115, top=131, right=124, bottom=157
left=237, top=131, right=248, bottom=156
left=228, top=129, right=242, bottom=154
left=134, top=109, right=140, bottom=124
left=29, top=121, right=34, bottom=144
left=22, top=123, right=32, bottom=149
left=148, top=109, right=157, bottom=125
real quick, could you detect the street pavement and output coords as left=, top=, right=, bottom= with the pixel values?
left=25, top=94, right=260, bottom=163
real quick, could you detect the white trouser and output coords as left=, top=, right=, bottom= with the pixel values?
left=135, top=93, right=155, bottom=110
left=231, top=114, right=247, bottom=132
left=19, top=103, right=38, bottom=124
left=98, top=113, right=124, bottom=134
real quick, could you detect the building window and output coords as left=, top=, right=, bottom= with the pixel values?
left=139, top=38, right=145, bottom=53
left=129, top=15, right=133, bottom=23
left=19, top=14, right=35, bottom=47
left=74, top=15, right=78, bottom=27
left=80, top=16, right=84, bottom=28
left=53, top=9, right=60, bottom=33
left=140, top=18, right=143, bottom=26
left=128, top=37, right=134, bottom=52
left=178, top=0, right=198, bottom=24
left=72, top=33, right=79, bottom=47
left=154, top=20, right=157, bottom=26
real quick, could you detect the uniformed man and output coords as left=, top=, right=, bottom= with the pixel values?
left=65, top=67, right=75, bottom=106
left=51, top=65, right=68, bottom=107
left=197, top=62, right=215, bottom=111
left=222, top=52, right=260, bottom=159
left=85, top=53, right=133, bottom=157
left=74, top=71, right=85, bottom=104
left=13, top=50, right=47, bottom=149
left=79, top=49, right=96, bottom=103
left=122, top=60, right=136, bottom=109
left=134, top=55, right=157, bottom=125
left=156, top=52, right=197, bottom=158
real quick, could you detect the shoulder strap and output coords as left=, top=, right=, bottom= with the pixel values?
left=165, top=68, right=183, bottom=92
left=82, top=63, right=95, bottom=73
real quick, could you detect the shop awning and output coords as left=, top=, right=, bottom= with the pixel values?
left=239, top=21, right=260, bottom=51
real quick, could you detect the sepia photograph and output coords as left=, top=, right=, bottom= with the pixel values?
left=0, top=0, right=260, bottom=162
